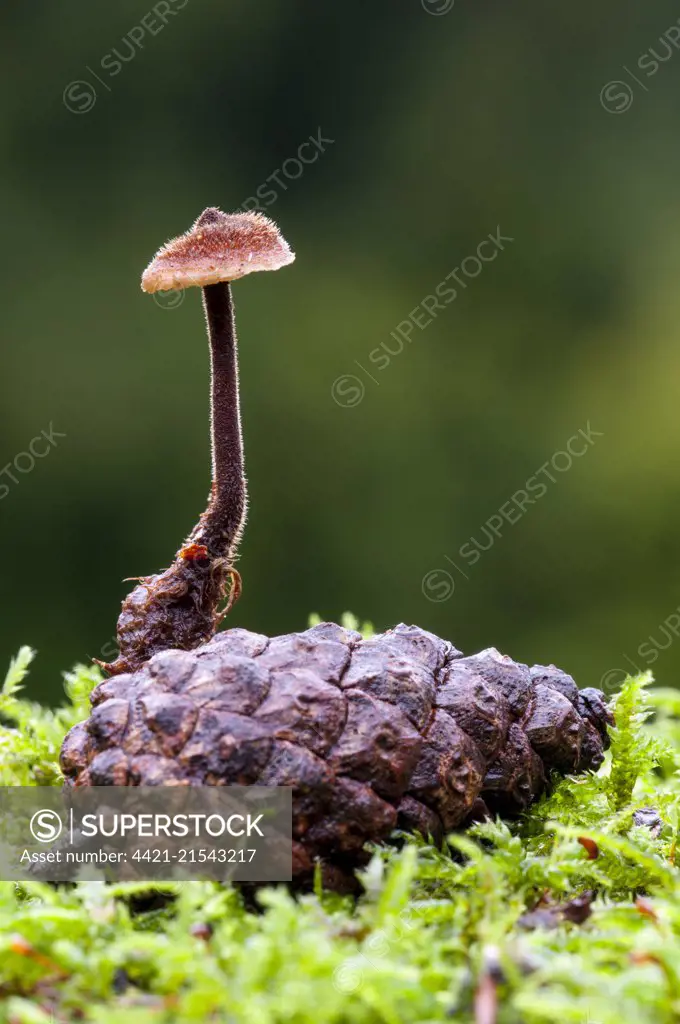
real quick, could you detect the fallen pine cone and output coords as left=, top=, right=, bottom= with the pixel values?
left=61, top=621, right=613, bottom=889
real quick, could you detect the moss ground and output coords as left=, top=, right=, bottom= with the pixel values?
left=1, top=639, right=680, bottom=1023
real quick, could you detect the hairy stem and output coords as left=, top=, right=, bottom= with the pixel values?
left=194, top=281, right=247, bottom=558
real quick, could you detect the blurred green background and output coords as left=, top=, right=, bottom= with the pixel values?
left=3, top=0, right=680, bottom=702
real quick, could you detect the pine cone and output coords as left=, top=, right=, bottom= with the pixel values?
left=60, top=622, right=612, bottom=889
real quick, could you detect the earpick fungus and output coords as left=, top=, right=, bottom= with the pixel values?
left=63, top=208, right=613, bottom=890
left=99, top=208, right=294, bottom=676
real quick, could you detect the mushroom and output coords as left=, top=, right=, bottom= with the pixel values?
left=98, top=207, right=295, bottom=676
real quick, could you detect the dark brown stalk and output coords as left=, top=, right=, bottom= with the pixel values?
left=100, top=284, right=246, bottom=677
left=191, top=281, right=246, bottom=558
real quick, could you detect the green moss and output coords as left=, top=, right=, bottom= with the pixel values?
left=1, top=649, right=680, bottom=1023
left=0, top=648, right=98, bottom=787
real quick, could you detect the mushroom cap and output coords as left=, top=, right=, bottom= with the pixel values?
left=141, top=207, right=295, bottom=293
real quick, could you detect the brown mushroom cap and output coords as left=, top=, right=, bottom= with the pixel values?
left=141, top=207, right=295, bottom=293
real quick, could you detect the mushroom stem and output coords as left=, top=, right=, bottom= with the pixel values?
left=197, top=281, right=246, bottom=559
